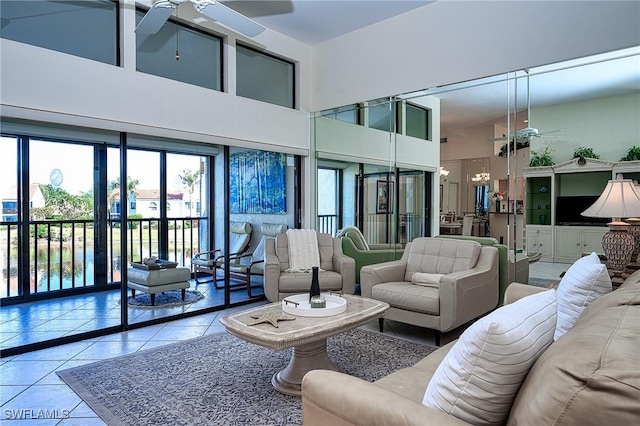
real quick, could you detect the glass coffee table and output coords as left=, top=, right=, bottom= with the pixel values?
left=220, top=294, right=389, bottom=395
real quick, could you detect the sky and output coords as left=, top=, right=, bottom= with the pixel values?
left=0, top=137, right=202, bottom=197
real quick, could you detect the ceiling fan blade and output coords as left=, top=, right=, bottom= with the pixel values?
left=541, top=129, right=564, bottom=135
left=135, top=2, right=175, bottom=35
left=196, top=2, right=266, bottom=37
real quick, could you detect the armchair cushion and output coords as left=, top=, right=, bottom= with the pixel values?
left=411, top=272, right=444, bottom=287
left=404, top=238, right=481, bottom=281
left=423, top=289, right=557, bottom=425
left=191, top=257, right=218, bottom=267
left=373, top=282, right=440, bottom=315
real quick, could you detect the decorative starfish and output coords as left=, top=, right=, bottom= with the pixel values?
left=248, top=311, right=296, bottom=328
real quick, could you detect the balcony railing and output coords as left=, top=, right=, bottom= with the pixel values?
left=317, top=214, right=338, bottom=236
left=1, top=217, right=205, bottom=300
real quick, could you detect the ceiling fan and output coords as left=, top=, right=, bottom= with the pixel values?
left=488, top=69, right=563, bottom=144
left=135, top=0, right=266, bottom=37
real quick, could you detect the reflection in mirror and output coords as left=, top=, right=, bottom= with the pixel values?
left=315, top=46, right=639, bottom=259
left=313, top=97, right=439, bottom=249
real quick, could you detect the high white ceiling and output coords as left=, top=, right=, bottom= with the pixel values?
left=221, top=0, right=435, bottom=45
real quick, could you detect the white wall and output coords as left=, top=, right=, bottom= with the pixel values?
left=311, top=1, right=640, bottom=111
left=0, top=1, right=313, bottom=155
left=529, top=93, right=640, bottom=163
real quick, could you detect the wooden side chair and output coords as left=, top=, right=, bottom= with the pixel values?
left=192, top=221, right=252, bottom=284
left=224, top=222, right=288, bottom=296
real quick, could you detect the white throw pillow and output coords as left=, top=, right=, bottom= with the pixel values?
left=422, top=289, right=557, bottom=426
left=411, top=272, right=443, bottom=287
left=554, top=252, right=612, bottom=341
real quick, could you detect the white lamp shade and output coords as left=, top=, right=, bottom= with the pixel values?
left=581, top=178, right=640, bottom=219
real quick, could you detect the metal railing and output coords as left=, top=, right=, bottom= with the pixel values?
left=317, top=214, right=338, bottom=236
left=1, top=217, right=206, bottom=300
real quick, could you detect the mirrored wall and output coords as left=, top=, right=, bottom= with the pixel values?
left=312, top=46, right=640, bottom=257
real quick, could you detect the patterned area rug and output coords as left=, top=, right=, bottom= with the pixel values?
left=126, top=290, right=204, bottom=308
left=57, top=328, right=435, bottom=426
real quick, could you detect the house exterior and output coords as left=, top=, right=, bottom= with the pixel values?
left=1, top=184, right=46, bottom=222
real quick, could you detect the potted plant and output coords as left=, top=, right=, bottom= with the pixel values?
left=620, top=145, right=640, bottom=161
left=572, top=147, right=600, bottom=161
left=488, top=190, right=504, bottom=212
left=529, top=147, right=555, bottom=167
left=498, top=140, right=529, bottom=158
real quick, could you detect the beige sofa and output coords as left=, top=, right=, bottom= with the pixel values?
left=301, top=270, right=640, bottom=426
left=360, top=238, right=499, bottom=345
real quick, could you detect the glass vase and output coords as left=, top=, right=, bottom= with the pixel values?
left=309, top=266, right=320, bottom=302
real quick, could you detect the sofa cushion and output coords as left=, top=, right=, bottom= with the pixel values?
left=508, top=279, right=640, bottom=425
left=422, top=289, right=557, bottom=425
left=411, top=272, right=443, bottom=287
left=554, top=252, right=612, bottom=341
left=404, top=238, right=481, bottom=281
left=372, top=282, right=440, bottom=315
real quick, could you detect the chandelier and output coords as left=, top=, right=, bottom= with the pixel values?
left=440, top=167, right=450, bottom=181
left=472, top=171, right=490, bottom=186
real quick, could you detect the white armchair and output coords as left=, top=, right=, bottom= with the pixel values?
left=361, top=237, right=499, bottom=345
left=263, top=231, right=356, bottom=302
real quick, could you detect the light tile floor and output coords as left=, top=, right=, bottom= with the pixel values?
left=0, top=261, right=569, bottom=425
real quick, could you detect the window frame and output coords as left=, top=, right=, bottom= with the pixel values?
left=134, top=5, right=224, bottom=91
left=236, top=42, right=296, bottom=109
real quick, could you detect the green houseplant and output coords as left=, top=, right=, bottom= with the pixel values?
left=498, top=140, right=529, bottom=158
left=529, top=147, right=555, bottom=167
left=620, top=145, right=640, bottom=161
left=572, top=147, right=600, bottom=160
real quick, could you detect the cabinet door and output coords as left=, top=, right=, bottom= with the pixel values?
left=582, top=228, right=607, bottom=255
left=526, top=231, right=539, bottom=254
left=554, top=228, right=582, bottom=262
left=527, top=227, right=552, bottom=260
left=538, top=230, right=552, bottom=260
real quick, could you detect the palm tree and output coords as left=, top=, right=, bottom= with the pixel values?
left=179, top=168, right=201, bottom=217
left=107, top=176, right=140, bottom=217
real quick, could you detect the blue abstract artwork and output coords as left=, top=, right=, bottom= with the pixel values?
left=230, top=151, right=287, bottom=214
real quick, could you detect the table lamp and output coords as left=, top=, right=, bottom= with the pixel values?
left=581, top=175, right=640, bottom=284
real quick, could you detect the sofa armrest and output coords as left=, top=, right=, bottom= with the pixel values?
left=438, top=246, right=499, bottom=331
left=263, top=238, right=281, bottom=302
left=333, top=252, right=356, bottom=295
left=360, top=261, right=407, bottom=298
left=302, top=370, right=470, bottom=426
left=504, top=282, right=549, bottom=304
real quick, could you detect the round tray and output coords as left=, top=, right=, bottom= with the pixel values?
left=281, top=293, right=347, bottom=317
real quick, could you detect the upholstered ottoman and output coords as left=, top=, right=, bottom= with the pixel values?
left=127, top=267, right=191, bottom=306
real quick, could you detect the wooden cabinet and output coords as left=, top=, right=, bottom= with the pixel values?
left=554, top=226, right=607, bottom=263
left=526, top=225, right=553, bottom=261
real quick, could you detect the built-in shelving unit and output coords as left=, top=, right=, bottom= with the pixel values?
left=526, top=176, right=552, bottom=225
left=522, top=158, right=640, bottom=263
